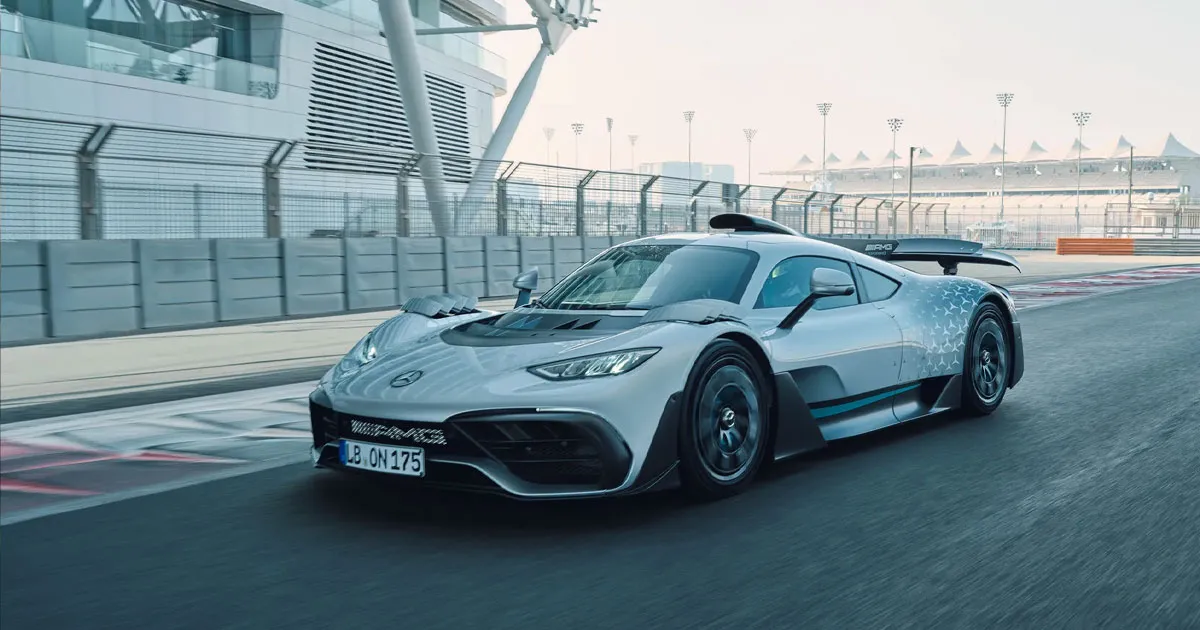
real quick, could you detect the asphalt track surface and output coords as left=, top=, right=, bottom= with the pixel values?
left=3, top=278, right=1200, bottom=629
left=4, top=258, right=1187, bottom=425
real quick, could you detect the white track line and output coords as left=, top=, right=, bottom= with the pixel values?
left=1010, top=267, right=1200, bottom=312
left=0, top=382, right=317, bottom=436
left=0, top=453, right=309, bottom=526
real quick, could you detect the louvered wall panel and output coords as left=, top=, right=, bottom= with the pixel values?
left=305, top=42, right=473, bottom=182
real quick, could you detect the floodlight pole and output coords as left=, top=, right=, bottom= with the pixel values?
left=887, top=118, right=903, bottom=234
left=628, top=134, right=639, bottom=171
left=606, top=117, right=614, bottom=172
left=684, top=110, right=695, bottom=227
left=744, top=128, right=758, bottom=186
left=684, top=110, right=695, bottom=184
left=996, top=92, right=1013, bottom=222
left=1073, top=111, right=1091, bottom=235
left=817, top=103, right=832, bottom=186
left=543, top=127, right=554, bottom=163
left=907, top=146, right=917, bottom=235
left=571, top=122, right=584, bottom=167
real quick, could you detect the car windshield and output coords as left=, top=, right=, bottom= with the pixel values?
left=536, top=244, right=759, bottom=310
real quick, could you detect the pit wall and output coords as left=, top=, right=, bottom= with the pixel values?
left=0, top=236, right=629, bottom=345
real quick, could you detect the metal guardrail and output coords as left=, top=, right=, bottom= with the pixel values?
left=0, top=114, right=948, bottom=242
left=1133, top=239, right=1200, bottom=255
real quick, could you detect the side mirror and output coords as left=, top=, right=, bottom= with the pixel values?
left=513, top=268, right=539, bottom=308
left=778, top=267, right=855, bottom=329
left=810, top=267, right=856, bottom=298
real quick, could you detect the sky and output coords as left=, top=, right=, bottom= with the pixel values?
left=482, top=0, right=1200, bottom=181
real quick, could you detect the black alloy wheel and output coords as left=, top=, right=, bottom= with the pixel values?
left=677, top=339, right=771, bottom=500
left=961, top=303, right=1011, bottom=416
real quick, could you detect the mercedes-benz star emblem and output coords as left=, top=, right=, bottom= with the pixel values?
left=390, top=370, right=423, bottom=387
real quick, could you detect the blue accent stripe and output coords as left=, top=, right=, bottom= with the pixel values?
left=810, top=384, right=920, bottom=419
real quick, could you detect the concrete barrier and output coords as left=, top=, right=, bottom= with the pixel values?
left=0, top=242, right=47, bottom=343
left=1057, top=238, right=1200, bottom=256
left=0, top=235, right=632, bottom=345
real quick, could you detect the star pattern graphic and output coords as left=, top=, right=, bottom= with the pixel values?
left=896, top=279, right=990, bottom=382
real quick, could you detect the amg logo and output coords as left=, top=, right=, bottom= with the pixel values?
left=348, top=419, right=448, bottom=446
left=865, top=242, right=895, bottom=253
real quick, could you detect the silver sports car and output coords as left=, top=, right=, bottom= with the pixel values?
left=309, top=213, right=1024, bottom=500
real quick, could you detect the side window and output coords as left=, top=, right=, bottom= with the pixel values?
left=858, top=266, right=901, bottom=302
left=755, top=256, right=860, bottom=310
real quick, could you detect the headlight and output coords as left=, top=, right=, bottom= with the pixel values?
left=528, top=348, right=659, bottom=381
left=335, top=330, right=378, bottom=376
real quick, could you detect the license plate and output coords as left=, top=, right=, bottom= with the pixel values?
left=339, top=439, right=425, bottom=477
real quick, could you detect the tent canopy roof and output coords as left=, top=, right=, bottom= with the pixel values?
left=1022, top=140, right=1053, bottom=162
left=942, top=140, right=975, bottom=165
left=913, top=146, right=937, bottom=165
left=791, top=154, right=814, bottom=170
left=1063, top=138, right=1095, bottom=161
left=784, top=134, right=1196, bottom=172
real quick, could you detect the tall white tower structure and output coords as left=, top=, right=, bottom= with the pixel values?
left=378, top=0, right=600, bottom=235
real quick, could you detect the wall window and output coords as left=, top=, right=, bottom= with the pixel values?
left=1, top=0, right=257, bottom=64
left=755, top=256, right=860, bottom=310
left=438, top=0, right=481, bottom=46
left=295, top=0, right=422, bottom=31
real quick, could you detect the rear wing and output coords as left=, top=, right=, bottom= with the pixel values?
left=813, top=237, right=1021, bottom=275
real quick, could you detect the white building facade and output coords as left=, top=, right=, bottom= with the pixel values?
left=0, top=0, right=521, bottom=239
left=0, top=0, right=509, bottom=158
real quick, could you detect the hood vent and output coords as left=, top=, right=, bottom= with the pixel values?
left=441, top=313, right=638, bottom=347
left=553, top=318, right=602, bottom=331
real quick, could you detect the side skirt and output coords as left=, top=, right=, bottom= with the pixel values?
left=771, top=375, right=963, bottom=455
left=770, top=374, right=829, bottom=460
left=893, top=375, right=962, bottom=423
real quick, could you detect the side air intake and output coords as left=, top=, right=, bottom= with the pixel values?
left=709, top=213, right=799, bottom=236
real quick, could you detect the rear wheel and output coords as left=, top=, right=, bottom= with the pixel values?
left=678, top=340, right=770, bottom=500
left=961, top=303, right=1010, bottom=416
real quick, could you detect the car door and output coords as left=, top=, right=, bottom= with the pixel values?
left=745, top=255, right=904, bottom=437
left=855, top=262, right=966, bottom=422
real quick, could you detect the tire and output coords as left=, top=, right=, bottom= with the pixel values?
left=960, top=302, right=1011, bottom=416
left=677, top=339, right=771, bottom=500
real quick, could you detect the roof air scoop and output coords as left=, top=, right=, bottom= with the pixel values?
left=709, top=213, right=799, bottom=236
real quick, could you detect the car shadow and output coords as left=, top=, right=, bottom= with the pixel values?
left=288, top=468, right=694, bottom=537
left=285, top=406, right=1015, bottom=537
left=757, top=406, right=1003, bottom=482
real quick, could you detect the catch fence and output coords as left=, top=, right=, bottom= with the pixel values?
left=3, top=113, right=1157, bottom=248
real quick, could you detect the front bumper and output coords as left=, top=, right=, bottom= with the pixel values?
left=308, top=389, right=683, bottom=499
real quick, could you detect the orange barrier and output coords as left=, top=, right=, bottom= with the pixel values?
left=1056, top=238, right=1135, bottom=255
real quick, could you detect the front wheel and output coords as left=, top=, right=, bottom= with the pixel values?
left=677, top=340, right=771, bottom=501
left=961, top=303, right=1011, bottom=416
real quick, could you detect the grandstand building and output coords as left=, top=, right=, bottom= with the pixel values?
left=0, top=0, right=511, bottom=178
left=0, top=0, right=514, bottom=239
left=0, top=0, right=602, bottom=240
left=768, top=133, right=1199, bottom=243
left=0, top=0, right=508, bottom=160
